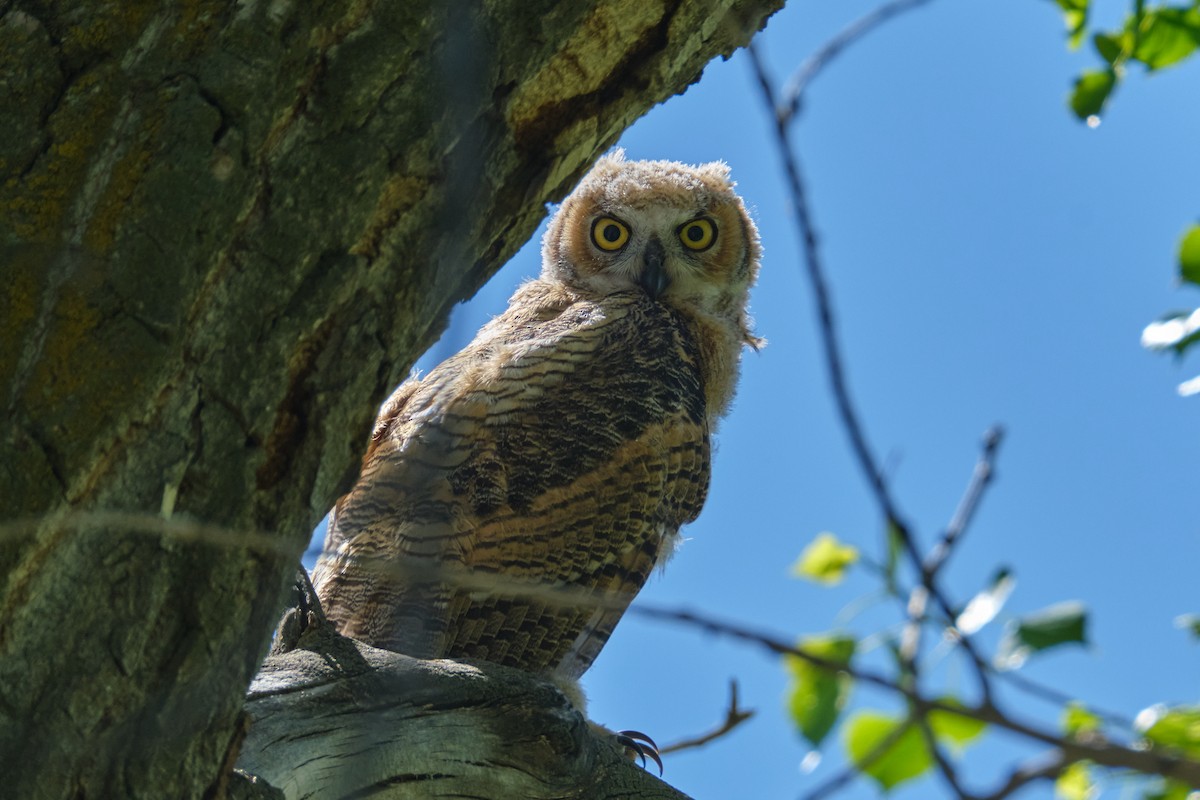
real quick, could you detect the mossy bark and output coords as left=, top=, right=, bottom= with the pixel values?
left=0, top=2, right=781, bottom=797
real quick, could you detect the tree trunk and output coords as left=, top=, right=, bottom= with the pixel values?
left=0, top=2, right=781, bottom=797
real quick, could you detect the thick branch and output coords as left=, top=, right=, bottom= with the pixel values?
left=238, top=631, right=690, bottom=800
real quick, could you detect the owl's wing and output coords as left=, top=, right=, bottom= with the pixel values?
left=313, top=293, right=710, bottom=675
left=313, top=367, right=475, bottom=658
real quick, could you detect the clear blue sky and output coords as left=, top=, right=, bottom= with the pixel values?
left=309, top=1, right=1200, bottom=796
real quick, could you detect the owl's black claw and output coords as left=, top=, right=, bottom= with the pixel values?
left=617, top=729, right=663, bottom=775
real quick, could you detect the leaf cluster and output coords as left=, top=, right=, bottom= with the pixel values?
left=1050, top=0, right=1200, bottom=121
left=1047, top=2, right=1200, bottom=392
left=786, top=530, right=1200, bottom=798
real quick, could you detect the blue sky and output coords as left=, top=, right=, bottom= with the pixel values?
left=309, top=2, right=1200, bottom=797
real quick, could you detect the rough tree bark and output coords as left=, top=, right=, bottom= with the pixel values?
left=0, top=2, right=781, bottom=798
left=236, top=585, right=692, bottom=800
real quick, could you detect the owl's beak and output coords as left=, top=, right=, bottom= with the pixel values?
left=638, top=239, right=670, bottom=300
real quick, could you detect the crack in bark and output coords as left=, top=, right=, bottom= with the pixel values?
left=15, top=422, right=69, bottom=497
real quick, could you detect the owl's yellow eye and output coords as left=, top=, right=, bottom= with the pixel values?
left=591, top=216, right=630, bottom=251
left=678, top=217, right=716, bottom=251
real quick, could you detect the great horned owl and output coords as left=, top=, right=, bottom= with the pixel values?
left=312, top=151, right=761, bottom=692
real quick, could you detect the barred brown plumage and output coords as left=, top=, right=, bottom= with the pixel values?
left=312, top=150, right=762, bottom=696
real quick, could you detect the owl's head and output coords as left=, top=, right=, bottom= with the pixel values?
left=542, top=151, right=762, bottom=346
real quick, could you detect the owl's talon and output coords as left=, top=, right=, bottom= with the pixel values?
left=617, top=729, right=663, bottom=775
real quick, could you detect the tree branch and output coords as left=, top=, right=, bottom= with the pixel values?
left=238, top=629, right=690, bottom=800
left=917, top=714, right=975, bottom=800
left=629, top=603, right=1200, bottom=789
left=660, top=680, right=755, bottom=755
left=973, top=751, right=1067, bottom=800
left=778, top=0, right=939, bottom=124
left=750, top=25, right=995, bottom=710
left=926, top=426, right=1005, bottom=581
left=912, top=427, right=1006, bottom=704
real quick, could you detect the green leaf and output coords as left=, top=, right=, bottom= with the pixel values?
left=1015, top=601, right=1088, bottom=649
left=843, top=712, right=930, bottom=790
left=1131, top=8, right=1200, bottom=70
left=1142, top=706, right=1200, bottom=758
left=841, top=702, right=984, bottom=790
left=1070, top=69, right=1117, bottom=120
left=1179, top=224, right=1200, bottom=285
left=1093, top=30, right=1129, bottom=64
left=1062, top=702, right=1102, bottom=737
left=956, top=567, right=1016, bottom=634
left=1143, top=777, right=1193, bottom=800
left=1053, top=0, right=1091, bottom=48
left=928, top=699, right=987, bottom=750
left=1055, top=760, right=1096, bottom=800
left=785, top=635, right=856, bottom=747
left=996, top=601, right=1088, bottom=669
left=791, top=532, right=859, bottom=585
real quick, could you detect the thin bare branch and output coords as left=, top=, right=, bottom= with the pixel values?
left=798, top=763, right=861, bottom=800
left=747, top=43, right=905, bottom=533
left=973, top=750, right=1067, bottom=800
left=917, top=714, right=976, bottom=800
left=752, top=29, right=992, bottom=704
left=630, top=603, right=1200, bottom=789
left=995, top=671, right=1135, bottom=730
left=659, top=680, right=755, bottom=755
left=914, top=427, right=1005, bottom=703
left=925, top=426, right=1005, bottom=581
left=779, top=0, right=940, bottom=125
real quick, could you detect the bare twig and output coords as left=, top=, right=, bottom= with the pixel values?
left=972, top=751, right=1067, bottom=800
left=995, top=671, right=1135, bottom=730
left=798, top=763, right=861, bottom=800
left=630, top=603, right=1200, bottom=789
left=912, top=427, right=1007, bottom=704
left=925, top=426, right=1005, bottom=581
left=778, top=0, right=940, bottom=125
left=751, top=25, right=990, bottom=708
left=917, top=714, right=976, bottom=800
left=908, top=426, right=1134, bottom=729
left=756, top=10, right=1017, bottom=723
left=747, top=43, right=906, bottom=533
left=659, top=680, right=755, bottom=755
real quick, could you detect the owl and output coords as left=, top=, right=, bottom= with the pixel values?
left=312, top=151, right=761, bottom=698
